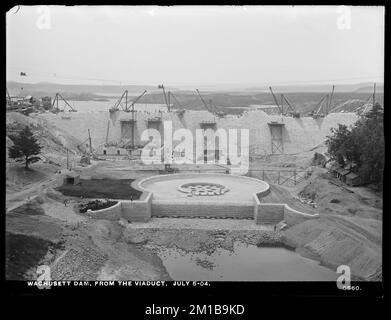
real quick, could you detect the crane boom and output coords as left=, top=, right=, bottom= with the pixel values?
left=327, top=85, right=335, bottom=114
left=58, top=93, right=76, bottom=111
left=111, top=90, right=128, bottom=111
left=158, top=84, right=170, bottom=111
left=169, top=91, right=184, bottom=109
left=269, top=87, right=282, bottom=114
left=128, top=90, right=147, bottom=112
left=313, top=94, right=328, bottom=116
left=196, top=89, right=211, bottom=112
left=281, top=94, right=296, bottom=113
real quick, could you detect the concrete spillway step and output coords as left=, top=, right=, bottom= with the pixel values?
left=151, top=200, right=255, bottom=219
left=257, top=217, right=284, bottom=225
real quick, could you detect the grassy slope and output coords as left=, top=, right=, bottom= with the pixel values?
left=56, top=179, right=142, bottom=200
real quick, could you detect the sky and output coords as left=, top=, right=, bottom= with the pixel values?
left=6, top=6, right=385, bottom=87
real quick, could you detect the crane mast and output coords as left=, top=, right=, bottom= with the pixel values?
left=158, top=84, right=170, bottom=111
left=269, top=87, right=283, bottom=114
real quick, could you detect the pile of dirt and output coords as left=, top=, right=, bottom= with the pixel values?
left=298, top=168, right=382, bottom=220
left=50, top=221, right=170, bottom=281
left=124, top=226, right=281, bottom=255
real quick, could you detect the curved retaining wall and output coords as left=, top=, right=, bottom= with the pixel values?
left=83, top=192, right=152, bottom=222
left=84, top=179, right=318, bottom=225
left=84, top=201, right=122, bottom=220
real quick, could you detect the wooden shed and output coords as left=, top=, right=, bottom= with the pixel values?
left=62, top=171, right=80, bottom=185
left=335, top=168, right=351, bottom=183
left=346, top=172, right=362, bottom=186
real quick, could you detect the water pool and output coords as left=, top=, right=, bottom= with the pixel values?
left=156, top=242, right=337, bottom=281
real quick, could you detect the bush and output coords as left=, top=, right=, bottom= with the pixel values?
left=79, top=199, right=118, bottom=213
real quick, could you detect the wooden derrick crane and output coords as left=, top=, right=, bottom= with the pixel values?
left=281, top=94, right=300, bottom=118
left=110, top=89, right=147, bottom=113
left=269, top=87, right=283, bottom=114
left=196, top=89, right=225, bottom=118
left=269, top=87, right=299, bottom=117
left=52, top=93, right=77, bottom=113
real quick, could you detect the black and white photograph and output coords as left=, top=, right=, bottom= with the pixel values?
left=4, top=5, right=384, bottom=300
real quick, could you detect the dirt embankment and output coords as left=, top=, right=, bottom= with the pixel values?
left=282, top=216, right=382, bottom=281
left=280, top=168, right=382, bottom=281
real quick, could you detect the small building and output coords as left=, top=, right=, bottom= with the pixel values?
left=346, top=172, right=362, bottom=186
left=335, top=167, right=351, bottom=183
left=96, top=145, right=129, bottom=156
left=62, top=171, right=80, bottom=185
left=200, top=119, right=216, bottom=129
left=329, top=163, right=340, bottom=177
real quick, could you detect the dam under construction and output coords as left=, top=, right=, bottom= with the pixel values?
left=38, top=107, right=359, bottom=160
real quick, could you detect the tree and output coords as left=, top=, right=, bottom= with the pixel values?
left=325, top=124, right=353, bottom=167
left=8, top=126, right=42, bottom=169
left=325, top=103, right=384, bottom=186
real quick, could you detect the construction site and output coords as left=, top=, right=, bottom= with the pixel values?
left=5, top=6, right=384, bottom=287
left=5, top=82, right=383, bottom=282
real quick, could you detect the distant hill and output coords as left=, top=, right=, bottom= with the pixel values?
left=6, top=81, right=163, bottom=97
left=245, top=82, right=384, bottom=93
left=354, top=85, right=383, bottom=93
left=7, top=81, right=383, bottom=96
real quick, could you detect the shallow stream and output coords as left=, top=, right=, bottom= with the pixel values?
left=156, top=241, right=337, bottom=281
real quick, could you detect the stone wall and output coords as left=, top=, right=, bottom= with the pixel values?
left=83, top=192, right=319, bottom=225
left=254, top=194, right=319, bottom=225
left=84, top=201, right=122, bottom=220
left=254, top=203, right=285, bottom=225
left=121, top=192, right=152, bottom=222
left=151, top=200, right=254, bottom=218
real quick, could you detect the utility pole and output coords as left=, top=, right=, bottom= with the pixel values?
left=373, top=83, right=376, bottom=106
left=88, top=129, right=92, bottom=154
left=269, top=87, right=282, bottom=114
left=106, top=120, right=110, bottom=145
left=328, top=85, right=335, bottom=114
left=131, top=107, right=135, bottom=148
left=125, top=90, right=128, bottom=111
left=66, top=148, right=69, bottom=170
